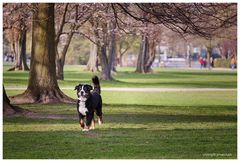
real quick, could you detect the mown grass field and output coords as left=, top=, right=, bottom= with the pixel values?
left=3, top=64, right=237, bottom=159
left=3, top=64, right=237, bottom=88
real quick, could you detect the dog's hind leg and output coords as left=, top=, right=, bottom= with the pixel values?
left=97, top=116, right=103, bottom=125
left=96, top=102, right=103, bottom=125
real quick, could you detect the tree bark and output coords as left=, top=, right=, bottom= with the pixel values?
left=136, top=32, right=149, bottom=73
left=10, top=3, right=74, bottom=104
left=3, top=85, right=16, bottom=115
left=99, top=44, right=112, bottom=80
left=21, top=29, right=29, bottom=70
left=145, top=40, right=156, bottom=73
left=97, top=21, right=113, bottom=80
left=3, top=86, right=29, bottom=116
left=135, top=32, right=157, bottom=73
left=8, top=28, right=29, bottom=71
left=56, top=32, right=74, bottom=80
left=109, top=20, right=117, bottom=72
left=85, top=37, right=99, bottom=73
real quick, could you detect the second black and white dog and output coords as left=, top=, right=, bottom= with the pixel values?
left=74, top=76, right=103, bottom=131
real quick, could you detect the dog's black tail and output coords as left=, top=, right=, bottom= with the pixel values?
left=92, top=75, right=101, bottom=94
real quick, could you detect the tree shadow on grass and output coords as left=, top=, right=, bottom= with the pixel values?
left=3, top=111, right=236, bottom=125
left=105, top=113, right=236, bottom=124
left=103, top=104, right=237, bottom=124
left=3, top=103, right=237, bottom=124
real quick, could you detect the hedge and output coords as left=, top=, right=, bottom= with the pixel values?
left=214, top=58, right=231, bottom=68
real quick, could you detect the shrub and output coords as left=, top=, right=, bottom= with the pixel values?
left=214, top=58, right=231, bottom=68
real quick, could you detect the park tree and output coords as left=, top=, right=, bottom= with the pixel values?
left=55, top=3, right=93, bottom=80
left=3, top=86, right=29, bottom=116
left=135, top=24, right=163, bottom=73
left=10, top=3, right=74, bottom=104
left=115, top=3, right=237, bottom=72
left=86, top=39, right=99, bottom=73
left=117, top=36, right=137, bottom=67
left=3, top=85, right=17, bottom=115
left=79, top=4, right=119, bottom=80
left=84, top=17, right=100, bottom=73
left=97, top=17, right=114, bottom=80
left=3, top=3, right=30, bottom=71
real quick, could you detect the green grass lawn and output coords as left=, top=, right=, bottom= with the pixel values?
left=3, top=64, right=237, bottom=159
left=3, top=64, right=237, bottom=88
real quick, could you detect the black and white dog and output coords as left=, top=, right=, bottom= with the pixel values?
left=74, top=76, right=103, bottom=131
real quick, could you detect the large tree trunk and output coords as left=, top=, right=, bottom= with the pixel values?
left=85, top=38, right=99, bottom=73
left=109, top=21, right=117, bottom=72
left=99, top=44, right=112, bottom=80
left=3, top=85, right=17, bottom=115
left=85, top=19, right=99, bottom=73
left=135, top=32, right=157, bottom=73
left=145, top=40, right=156, bottom=73
left=21, top=29, right=29, bottom=70
left=8, top=28, right=29, bottom=71
left=136, top=32, right=149, bottom=73
left=3, top=86, right=28, bottom=116
left=10, top=3, right=74, bottom=104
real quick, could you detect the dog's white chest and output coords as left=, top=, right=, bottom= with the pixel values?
left=78, top=101, right=88, bottom=115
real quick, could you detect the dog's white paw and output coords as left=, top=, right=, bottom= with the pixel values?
left=82, top=128, right=90, bottom=132
left=98, top=119, right=103, bottom=125
left=89, top=127, right=95, bottom=130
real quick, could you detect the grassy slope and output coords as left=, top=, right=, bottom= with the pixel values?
left=3, top=65, right=237, bottom=159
